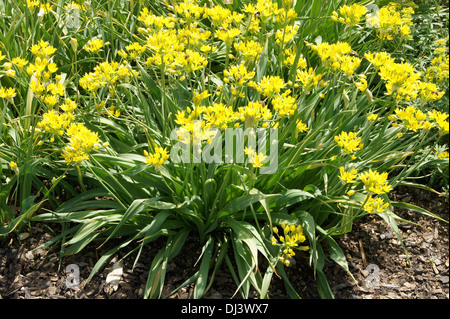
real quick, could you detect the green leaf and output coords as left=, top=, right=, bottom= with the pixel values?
left=220, top=193, right=276, bottom=216
left=194, top=236, right=214, bottom=299
left=276, top=189, right=315, bottom=208
left=318, top=226, right=356, bottom=282
left=391, top=201, right=448, bottom=223
left=294, top=210, right=317, bottom=268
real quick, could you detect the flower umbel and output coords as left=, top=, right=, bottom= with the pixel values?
left=271, top=222, right=309, bottom=267
left=144, top=145, right=170, bottom=168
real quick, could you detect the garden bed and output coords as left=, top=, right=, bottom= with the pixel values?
left=1, top=186, right=447, bottom=299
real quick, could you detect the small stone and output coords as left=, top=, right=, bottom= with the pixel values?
left=18, top=233, right=30, bottom=241
left=48, top=286, right=58, bottom=295
left=25, top=251, right=34, bottom=261
left=423, top=233, right=434, bottom=243
left=403, top=282, right=416, bottom=289
left=208, top=291, right=223, bottom=299
left=437, top=276, right=449, bottom=284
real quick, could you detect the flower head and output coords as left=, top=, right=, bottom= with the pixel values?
left=334, top=131, right=363, bottom=154
left=271, top=222, right=309, bottom=267
left=359, top=169, right=392, bottom=194
left=144, top=145, right=170, bottom=168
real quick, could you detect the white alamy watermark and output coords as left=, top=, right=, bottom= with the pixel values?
left=65, top=264, right=80, bottom=289
left=365, top=4, right=380, bottom=29
left=169, top=121, right=279, bottom=174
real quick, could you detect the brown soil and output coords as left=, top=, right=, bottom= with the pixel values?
left=0, top=186, right=448, bottom=300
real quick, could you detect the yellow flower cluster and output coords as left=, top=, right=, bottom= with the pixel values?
left=234, top=40, right=263, bottom=61
left=426, top=37, right=449, bottom=83
left=144, top=146, right=170, bottom=168
left=334, top=131, right=363, bottom=154
left=271, top=90, right=297, bottom=117
left=250, top=75, right=286, bottom=98
left=271, top=222, right=309, bottom=267
left=294, top=67, right=325, bottom=93
left=79, top=61, right=137, bottom=94
left=84, top=39, right=109, bottom=53
left=238, top=101, right=273, bottom=128
left=338, top=166, right=358, bottom=184
left=307, top=41, right=362, bottom=76
left=283, top=48, right=307, bottom=68
left=428, top=110, right=449, bottom=135
left=373, top=2, right=415, bottom=40
left=339, top=166, right=393, bottom=214
left=366, top=52, right=445, bottom=103
left=388, top=106, right=449, bottom=134
left=61, top=123, right=103, bottom=164
left=118, top=42, right=146, bottom=60
left=332, top=4, right=367, bottom=26
left=223, top=63, right=256, bottom=96
left=364, top=195, right=390, bottom=214
left=175, top=92, right=237, bottom=142
left=0, top=86, right=17, bottom=103
left=275, top=25, right=299, bottom=45
left=139, top=6, right=215, bottom=78
left=37, top=111, right=74, bottom=136
left=296, top=120, right=308, bottom=133
left=244, top=146, right=266, bottom=168
left=203, top=103, right=236, bottom=130
left=437, top=150, right=449, bottom=161
left=359, top=169, right=393, bottom=195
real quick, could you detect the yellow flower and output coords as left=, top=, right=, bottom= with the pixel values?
left=37, top=110, right=74, bottom=135
left=62, top=123, right=102, bottom=164
left=437, top=151, right=449, bottom=161
left=234, top=40, right=263, bottom=61
left=334, top=131, right=363, bottom=154
left=79, top=61, right=136, bottom=93
left=144, top=146, right=170, bottom=168
left=176, top=49, right=208, bottom=72
left=271, top=90, right=297, bottom=117
left=275, top=25, right=299, bottom=45
left=418, top=82, right=445, bottom=103
left=223, top=62, right=256, bottom=88
left=60, top=99, right=78, bottom=113
left=124, top=42, right=146, bottom=59
left=428, top=110, right=449, bottom=134
left=339, top=166, right=358, bottom=184
left=355, top=75, right=367, bottom=92
left=364, top=52, right=395, bottom=69
left=192, top=90, right=210, bottom=107
left=308, top=41, right=361, bottom=75
left=9, top=161, right=19, bottom=175
left=367, top=114, right=378, bottom=122
left=374, top=2, right=414, bottom=41
left=30, top=40, right=57, bottom=59
left=364, top=195, right=390, bottom=214
left=244, top=146, right=266, bottom=168
left=271, top=222, right=309, bottom=267
left=84, top=39, right=109, bottom=53
left=393, top=106, right=431, bottom=132
left=0, top=86, right=17, bottom=103
left=359, top=169, right=392, bottom=194
left=237, top=101, right=272, bottom=128
left=203, top=103, right=236, bottom=130
left=294, top=67, right=324, bottom=93
left=254, top=75, right=286, bottom=98
left=215, top=27, right=241, bottom=47
left=296, top=119, right=308, bottom=133
left=332, top=4, right=367, bottom=26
